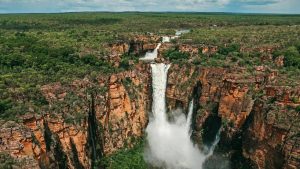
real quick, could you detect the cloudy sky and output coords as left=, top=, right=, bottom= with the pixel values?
left=0, top=0, right=299, bottom=14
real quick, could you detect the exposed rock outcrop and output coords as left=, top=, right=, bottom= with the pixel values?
left=102, top=66, right=150, bottom=154
left=0, top=63, right=150, bottom=169
left=0, top=121, right=40, bottom=169
left=166, top=64, right=300, bottom=169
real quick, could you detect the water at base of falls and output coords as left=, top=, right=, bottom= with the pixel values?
left=145, top=63, right=219, bottom=169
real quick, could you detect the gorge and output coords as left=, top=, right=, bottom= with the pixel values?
left=0, top=13, right=299, bottom=169
left=145, top=63, right=220, bottom=169
left=0, top=33, right=299, bottom=169
left=144, top=35, right=221, bottom=168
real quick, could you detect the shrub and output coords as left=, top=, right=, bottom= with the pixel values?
left=218, top=43, right=240, bottom=55
left=100, top=139, right=147, bottom=169
left=81, top=55, right=98, bottom=65
left=284, top=46, right=300, bottom=68
left=163, top=49, right=190, bottom=61
left=296, top=106, right=300, bottom=113
left=291, top=97, right=299, bottom=103
left=0, top=153, right=17, bottom=169
left=0, top=54, right=25, bottom=67
left=0, top=99, right=12, bottom=114
left=192, top=56, right=201, bottom=65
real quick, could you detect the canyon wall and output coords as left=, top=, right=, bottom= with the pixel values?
left=167, top=64, right=300, bottom=169
left=0, top=63, right=150, bottom=169
left=0, top=38, right=299, bottom=169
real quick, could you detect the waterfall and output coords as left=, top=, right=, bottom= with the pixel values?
left=175, top=29, right=190, bottom=36
left=150, top=63, right=170, bottom=122
left=186, top=100, right=194, bottom=135
left=140, top=43, right=161, bottom=61
left=144, top=34, right=220, bottom=169
left=203, top=129, right=221, bottom=158
left=140, top=30, right=190, bottom=61
left=162, top=36, right=171, bottom=43
left=145, top=63, right=221, bottom=169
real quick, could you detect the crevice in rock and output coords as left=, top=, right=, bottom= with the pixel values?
left=86, top=93, right=104, bottom=169
left=43, top=121, right=52, bottom=152
left=219, top=100, right=258, bottom=169
left=41, top=122, right=68, bottom=169
left=231, top=99, right=287, bottom=169
left=191, top=81, right=202, bottom=136
left=202, top=111, right=222, bottom=147
left=70, top=138, right=84, bottom=169
left=52, top=134, right=68, bottom=169
left=128, top=40, right=145, bottom=56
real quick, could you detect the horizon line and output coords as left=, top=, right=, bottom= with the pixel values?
left=0, top=11, right=300, bottom=15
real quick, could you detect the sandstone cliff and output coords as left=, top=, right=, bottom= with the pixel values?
left=1, top=41, right=299, bottom=169
left=0, top=63, right=150, bottom=169
left=166, top=64, right=300, bottom=169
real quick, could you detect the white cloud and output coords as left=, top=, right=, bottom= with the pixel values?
left=0, top=0, right=299, bottom=13
left=242, top=0, right=300, bottom=13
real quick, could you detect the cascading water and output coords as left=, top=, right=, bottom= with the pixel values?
left=175, top=29, right=190, bottom=36
left=140, top=43, right=161, bottom=61
left=142, top=34, right=220, bottom=168
left=186, top=100, right=194, bottom=134
left=145, top=62, right=220, bottom=169
left=140, top=30, right=189, bottom=61
left=162, top=36, right=171, bottom=43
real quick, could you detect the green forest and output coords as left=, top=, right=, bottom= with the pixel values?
left=1, top=13, right=299, bottom=119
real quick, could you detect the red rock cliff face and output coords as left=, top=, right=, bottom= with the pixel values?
left=0, top=114, right=90, bottom=169
left=1, top=59, right=299, bottom=169
left=0, top=64, right=150, bottom=169
left=129, top=35, right=161, bottom=55
left=166, top=64, right=300, bottom=169
left=167, top=64, right=200, bottom=110
left=105, top=36, right=160, bottom=67
left=242, top=86, right=300, bottom=169
left=0, top=120, right=40, bottom=169
left=102, top=65, right=150, bottom=154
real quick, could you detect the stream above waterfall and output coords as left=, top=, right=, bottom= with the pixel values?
left=140, top=29, right=190, bottom=61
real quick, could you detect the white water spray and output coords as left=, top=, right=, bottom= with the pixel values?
left=145, top=63, right=219, bottom=169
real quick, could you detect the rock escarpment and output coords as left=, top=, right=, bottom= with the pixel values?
left=0, top=39, right=299, bottom=169
left=167, top=64, right=300, bottom=169
left=103, top=65, right=150, bottom=154
left=0, top=63, right=150, bottom=169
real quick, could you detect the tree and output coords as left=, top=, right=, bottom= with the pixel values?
left=284, top=46, right=300, bottom=68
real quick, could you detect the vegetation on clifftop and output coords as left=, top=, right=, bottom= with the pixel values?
left=0, top=13, right=299, bottom=119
